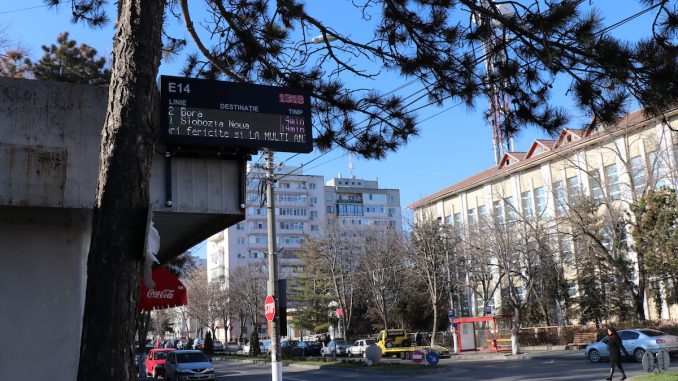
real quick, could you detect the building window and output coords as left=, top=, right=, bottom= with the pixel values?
left=505, top=196, right=517, bottom=221
left=553, top=181, right=567, bottom=216
left=566, top=176, right=579, bottom=200
left=326, top=193, right=334, bottom=201
left=648, top=150, right=669, bottom=189
left=467, top=208, right=477, bottom=227
left=237, top=237, right=246, bottom=245
left=560, top=237, right=574, bottom=264
left=444, top=215, right=452, bottom=225
left=236, top=223, right=245, bottom=231
left=453, top=212, right=463, bottom=228
left=338, top=204, right=364, bottom=216
left=605, top=163, right=621, bottom=200
left=309, top=183, right=316, bottom=189
left=493, top=200, right=504, bottom=223
left=327, top=206, right=335, bottom=214
left=387, top=196, right=394, bottom=204
left=534, top=187, right=547, bottom=219
left=588, top=169, right=604, bottom=201
left=478, top=205, right=488, bottom=223
left=630, top=155, right=646, bottom=195
left=521, top=190, right=534, bottom=219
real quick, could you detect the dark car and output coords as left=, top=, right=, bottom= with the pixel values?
left=280, top=340, right=302, bottom=358
left=212, top=340, right=225, bottom=353
left=297, top=341, right=322, bottom=356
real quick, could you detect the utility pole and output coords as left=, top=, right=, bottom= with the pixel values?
left=265, top=149, right=282, bottom=381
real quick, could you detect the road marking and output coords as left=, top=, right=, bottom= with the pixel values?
left=285, top=377, right=308, bottom=381
left=215, top=370, right=245, bottom=378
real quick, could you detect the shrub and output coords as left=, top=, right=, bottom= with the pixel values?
left=249, top=331, right=261, bottom=356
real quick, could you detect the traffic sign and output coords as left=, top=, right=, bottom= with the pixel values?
left=264, top=295, right=275, bottom=322
left=412, top=349, right=425, bottom=364
left=425, top=350, right=440, bottom=365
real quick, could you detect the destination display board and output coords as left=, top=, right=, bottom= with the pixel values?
left=160, top=76, right=312, bottom=153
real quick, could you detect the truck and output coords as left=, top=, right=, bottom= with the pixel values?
left=375, top=329, right=449, bottom=359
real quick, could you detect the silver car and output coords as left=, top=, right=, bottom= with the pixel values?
left=321, top=340, right=351, bottom=357
left=584, top=329, right=678, bottom=363
left=347, top=339, right=375, bottom=357
left=164, top=350, right=215, bottom=381
left=242, top=339, right=271, bottom=355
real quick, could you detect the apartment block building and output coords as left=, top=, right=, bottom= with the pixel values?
left=206, top=164, right=402, bottom=341
left=411, top=109, right=678, bottom=322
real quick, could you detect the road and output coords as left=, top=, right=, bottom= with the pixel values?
left=211, top=351, right=677, bottom=380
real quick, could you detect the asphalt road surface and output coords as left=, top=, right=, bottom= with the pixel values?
left=211, top=351, right=678, bottom=381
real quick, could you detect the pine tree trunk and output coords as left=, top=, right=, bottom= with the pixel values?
left=77, top=2, right=164, bottom=380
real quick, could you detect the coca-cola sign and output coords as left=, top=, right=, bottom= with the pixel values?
left=147, top=289, right=176, bottom=299
left=139, top=267, right=188, bottom=311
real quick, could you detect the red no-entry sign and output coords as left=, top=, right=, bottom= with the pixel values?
left=264, top=295, right=275, bottom=322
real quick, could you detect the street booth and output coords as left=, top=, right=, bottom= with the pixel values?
left=454, top=315, right=512, bottom=353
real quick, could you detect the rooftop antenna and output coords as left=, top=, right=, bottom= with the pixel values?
left=348, top=152, right=356, bottom=179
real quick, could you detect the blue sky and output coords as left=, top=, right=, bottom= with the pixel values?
left=0, top=1, right=656, bottom=258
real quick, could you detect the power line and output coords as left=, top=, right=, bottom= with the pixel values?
left=0, top=4, right=50, bottom=15
left=273, top=3, right=659, bottom=187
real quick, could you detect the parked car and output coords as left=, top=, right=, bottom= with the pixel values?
left=212, top=340, right=225, bottom=353
left=192, top=338, right=204, bottom=350
left=298, top=341, right=322, bottom=356
left=164, top=350, right=215, bottom=381
left=347, top=339, right=376, bottom=357
left=585, top=329, right=678, bottom=363
left=145, top=348, right=176, bottom=379
left=320, top=339, right=351, bottom=357
left=280, top=340, right=301, bottom=357
left=242, top=339, right=271, bottom=355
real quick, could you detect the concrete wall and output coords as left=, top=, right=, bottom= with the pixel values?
left=0, top=206, right=91, bottom=380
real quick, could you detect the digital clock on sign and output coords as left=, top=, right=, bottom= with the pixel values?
left=278, top=94, right=305, bottom=105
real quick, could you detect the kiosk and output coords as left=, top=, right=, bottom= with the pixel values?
left=453, top=315, right=512, bottom=353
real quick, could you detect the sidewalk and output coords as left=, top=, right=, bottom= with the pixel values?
left=445, top=346, right=571, bottom=362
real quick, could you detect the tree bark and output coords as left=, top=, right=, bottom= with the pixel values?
left=511, top=307, right=520, bottom=356
left=636, top=254, right=647, bottom=321
left=77, top=2, right=165, bottom=380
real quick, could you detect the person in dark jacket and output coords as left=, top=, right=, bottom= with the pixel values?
left=606, top=327, right=628, bottom=380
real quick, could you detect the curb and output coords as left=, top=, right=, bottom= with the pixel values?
left=216, top=357, right=452, bottom=374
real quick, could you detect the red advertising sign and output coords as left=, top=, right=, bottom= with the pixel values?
left=139, top=267, right=188, bottom=311
left=264, top=294, right=275, bottom=322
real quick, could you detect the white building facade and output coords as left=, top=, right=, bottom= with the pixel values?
left=207, top=165, right=402, bottom=342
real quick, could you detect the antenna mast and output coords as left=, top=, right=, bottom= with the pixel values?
left=478, top=0, right=514, bottom=164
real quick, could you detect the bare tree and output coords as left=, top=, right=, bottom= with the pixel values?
left=299, top=221, right=362, bottom=337
left=408, top=218, right=447, bottom=346
left=359, top=226, right=406, bottom=330
left=229, top=263, right=267, bottom=336
left=464, top=224, right=503, bottom=318
left=184, top=270, right=228, bottom=339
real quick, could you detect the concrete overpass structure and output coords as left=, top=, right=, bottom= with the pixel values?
left=0, top=77, right=246, bottom=380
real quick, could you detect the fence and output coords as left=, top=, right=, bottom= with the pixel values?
left=518, top=320, right=678, bottom=347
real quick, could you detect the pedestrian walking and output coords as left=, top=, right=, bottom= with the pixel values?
left=605, top=327, right=628, bottom=380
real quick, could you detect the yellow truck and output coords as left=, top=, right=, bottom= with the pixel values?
left=375, top=329, right=449, bottom=359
